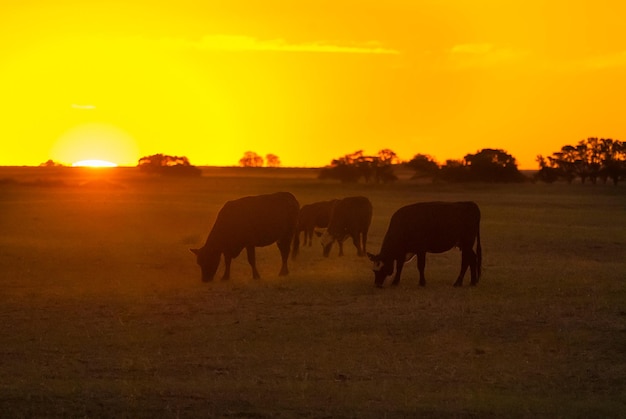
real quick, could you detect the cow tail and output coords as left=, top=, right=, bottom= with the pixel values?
left=476, top=225, right=482, bottom=281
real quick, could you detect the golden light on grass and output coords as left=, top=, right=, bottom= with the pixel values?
left=72, top=160, right=118, bottom=168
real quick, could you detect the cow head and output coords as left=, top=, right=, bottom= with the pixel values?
left=367, top=253, right=393, bottom=287
left=190, top=247, right=221, bottom=282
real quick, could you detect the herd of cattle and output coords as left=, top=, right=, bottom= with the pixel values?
left=190, top=192, right=482, bottom=288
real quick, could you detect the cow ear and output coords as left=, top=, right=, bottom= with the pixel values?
left=190, top=248, right=200, bottom=255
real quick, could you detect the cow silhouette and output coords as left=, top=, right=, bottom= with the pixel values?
left=191, top=192, right=299, bottom=281
left=319, top=196, right=372, bottom=257
left=292, top=199, right=338, bottom=257
left=368, top=201, right=482, bottom=288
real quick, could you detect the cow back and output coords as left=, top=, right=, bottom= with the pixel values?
left=207, top=192, right=299, bottom=251
left=327, top=196, right=373, bottom=236
left=298, top=199, right=337, bottom=230
left=382, top=201, right=479, bottom=255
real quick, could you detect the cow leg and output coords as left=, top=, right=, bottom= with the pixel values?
left=361, top=229, right=368, bottom=257
left=222, top=255, right=232, bottom=280
left=391, top=258, right=404, bottom=286
left=351, top=234, right=363, bottom=256
left=306, top=229, right=313, bottom=246
left=417, top=252, right=426, bottom=286
left=337, top=239, right=344, bottom=256
left=468, top=248, right=478, bottom=286
left=277, top=240, right=290, bottom=276
left=246, top=246, right=261, bottom=279
left=454, top=249, right=474, bottom=287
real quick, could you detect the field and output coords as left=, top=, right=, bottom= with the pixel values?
left=1, top=166, right=625, bottom=418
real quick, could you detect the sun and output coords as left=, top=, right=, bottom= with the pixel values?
left=72, top=159, right=118, bottom=168
left=51, top=123, right=139, bottom=167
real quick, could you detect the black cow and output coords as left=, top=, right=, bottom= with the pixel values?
left=190, top=192, right=299, bottom=281
left=319, top=196, right=372, bottom=257
left=293, top=199, right=338, bottom=255
left=367, top=201, right=481, bottom=288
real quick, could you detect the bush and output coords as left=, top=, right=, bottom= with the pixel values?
left=138, top=154, right=202, bottom=177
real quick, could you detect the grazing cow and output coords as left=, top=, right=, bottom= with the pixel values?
left=367, top=201, right=481, bottom=288
left=190, top=192, right=299, bottom=281
left=319, top=196, right=372, bottom=257
left=293, top=199, right=338, bottom=255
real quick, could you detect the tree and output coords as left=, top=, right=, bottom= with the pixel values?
left=377, top=149, right=399, bottom=165
left=599, top=139, right=626, bottom=185
left=137, top=153, right=201, bottom=176
left=319, top=150, right=362, bottom=183
left=405, top=154, right=440, bottom=179
left=39, top=159, right=64, bottom=167
left=464, top=148, right=526, bottom=182
left=539, top=137, right=626, bottom=184
left=438, top=159, right=468, bottom=182
left=547, top=145, right=578, bottom=184
left=318, top=150, right=398, bottom=183
left=373, top=149, right=399, bottom=183
left=265, top=154, right=281, bottom=168
left=239, top=151, right=264, bottom=167
left=535, top=155, right=560, bottom=183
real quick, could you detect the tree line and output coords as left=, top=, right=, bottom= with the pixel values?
left=39, top=137, right=625, bottom=184
left=320, top=148, right=527, bottom=183
left=320, top=138, right=625, bottom=184
left=536, top=138, right=625, bottom=185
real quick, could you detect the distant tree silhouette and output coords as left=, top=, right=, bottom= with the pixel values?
left=544, top=145, right=578, bottom=184
left=239, top=151, right=264, bottom=167
left=39, top=159, right=64, bottom=167
left=319, top=150, right=362, bottom=183
left=433, top=149, right=525, bottom=183
left=538, top=138, right=625, bottom=184
left=464, top=148, right=526, bottom=182
left=405, top=154, right=439, bottom=179
left=377, top=149, right=399, bottom=164
left=535, top=155, right=560, bottom=183
left=318, top=150, right=398, bottom=183
left=138, top=153, right=201, bottom=176
left=373, top=149, right=399, bottom=183
left=438, top=159, right=468, bottom=182
left=265, top=154, right=281, bottom=167
left=599, top=138, right=626, bottom=185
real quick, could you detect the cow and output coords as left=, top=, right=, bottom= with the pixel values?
left=292, top=199, right=338, bottom=256
left=190, top=192, right=299, bottom=282
left=367, top=201, right=481, bottom=288
left=319, top=196, right=372, bottom=257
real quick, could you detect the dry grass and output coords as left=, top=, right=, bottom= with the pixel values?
left=0, top=167, right=625, bottom=418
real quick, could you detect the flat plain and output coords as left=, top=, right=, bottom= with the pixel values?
left=1, top=166, right=625, bottom=418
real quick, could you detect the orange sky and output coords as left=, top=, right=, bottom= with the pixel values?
left=1, top=0, right=625, bottom=168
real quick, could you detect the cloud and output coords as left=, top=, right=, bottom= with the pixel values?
left=448, top=43, right=626, bottom=72
left=582, top=50, right=626, bottom=69
left=71, top=104, right=96, bottom=110
left=448, top=43, right=528, bottom=68
left=450, top=43, right=495, bottom=55
left=158, top=35, right=400, bottom=55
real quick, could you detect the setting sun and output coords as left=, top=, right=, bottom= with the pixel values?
left=50, top=123, right=139, bottom=167
left=71, top=160, right=118, bottom=168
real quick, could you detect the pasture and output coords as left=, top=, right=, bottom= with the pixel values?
left=1, top=167, right=625, bottom=418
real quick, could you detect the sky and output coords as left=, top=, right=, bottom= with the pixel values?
left=1, top=0, right=625, bottom=168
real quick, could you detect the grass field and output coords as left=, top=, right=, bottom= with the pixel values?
left=1, top=167, right=625, bottom=418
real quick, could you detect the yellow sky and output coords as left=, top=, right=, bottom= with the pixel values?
left=1, top=0, right=625, bottom=168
